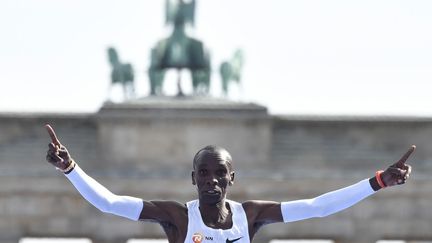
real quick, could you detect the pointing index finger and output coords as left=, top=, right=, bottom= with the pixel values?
left=396, top=145, right=416, bottom=167
left=45, top=124, right=61, bottom=146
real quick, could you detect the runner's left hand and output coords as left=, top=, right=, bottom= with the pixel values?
left=381, top=145, right=415, bottom=187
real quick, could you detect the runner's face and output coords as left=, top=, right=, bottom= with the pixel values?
left=193, top=156, right=233, bottom=205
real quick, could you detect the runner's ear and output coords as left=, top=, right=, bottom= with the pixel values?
left=229, top=171, right=235, bottom=186
left=191, top=171, right=196, bottom=185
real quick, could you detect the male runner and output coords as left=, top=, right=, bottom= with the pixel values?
left=45, top=124, right=414, bottom=243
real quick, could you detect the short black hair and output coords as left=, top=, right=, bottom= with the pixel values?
left=192, top=145, right=233, bottom=170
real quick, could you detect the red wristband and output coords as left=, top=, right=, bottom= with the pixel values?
left=375, top=170, right=386, bottom=188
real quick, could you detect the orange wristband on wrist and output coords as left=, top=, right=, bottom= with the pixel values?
left=57, top=159, right=76, bottom=174
left=375, top=170, right=386, bottom=188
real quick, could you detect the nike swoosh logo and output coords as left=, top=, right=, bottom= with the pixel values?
left=226, top=237, right=243, bottom=243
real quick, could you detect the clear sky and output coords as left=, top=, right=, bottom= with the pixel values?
left=1, top=0, right=432, bottom=116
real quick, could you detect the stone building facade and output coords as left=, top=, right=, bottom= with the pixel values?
left=1, top=99, right=431, bottom=243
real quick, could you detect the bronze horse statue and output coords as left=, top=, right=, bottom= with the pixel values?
left=107, top=47, right=135, bottom=100
left=220, top=49, right=244, bottom=96
left=148, top=0, right=211, bottom=96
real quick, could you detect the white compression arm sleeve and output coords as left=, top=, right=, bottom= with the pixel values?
left=65, top=164, right=143, bottom=221
left=281, top=179, right=375, bottom=223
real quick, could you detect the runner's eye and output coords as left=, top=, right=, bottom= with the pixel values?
left=216, top=169, right=227, bottom=177
left=198, top=169, right=207, bottom=175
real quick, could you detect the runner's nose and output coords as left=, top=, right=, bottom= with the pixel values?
left=206, top=176, right=217, bottom=186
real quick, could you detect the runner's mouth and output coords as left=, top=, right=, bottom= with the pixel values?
left=202, top=189, right=221, bottom=195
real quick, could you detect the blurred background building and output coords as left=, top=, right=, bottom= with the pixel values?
left=1, top=101, right=432, bottom=243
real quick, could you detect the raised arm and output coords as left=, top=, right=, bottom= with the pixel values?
left=45, top=124, right=143, bottom=221
left=246, top=146, right=415, bottom=226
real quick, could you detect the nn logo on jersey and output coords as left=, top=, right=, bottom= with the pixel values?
left=192, top=232, right=215, bottom=242
left=192, top=232, right=203, bottom=243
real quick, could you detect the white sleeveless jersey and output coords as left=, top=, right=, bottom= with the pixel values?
left=184, top=199, right=250, bottom=243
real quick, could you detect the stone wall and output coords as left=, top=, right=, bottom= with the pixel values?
left=265, top=115, right=432, bottom=243
left=0, top=103, right=431, bottom=243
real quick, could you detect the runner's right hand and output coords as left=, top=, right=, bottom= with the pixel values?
left=45, top=124, right=73, bottom=170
